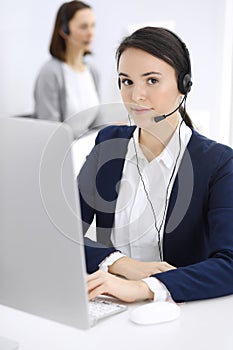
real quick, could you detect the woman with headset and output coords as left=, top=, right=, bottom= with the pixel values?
left=33, top=1, right=100, bottom=137
left=78, top=27, right=233, bottom=303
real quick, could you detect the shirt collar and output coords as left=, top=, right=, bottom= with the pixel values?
left=126, top=118, right=192, bottom=169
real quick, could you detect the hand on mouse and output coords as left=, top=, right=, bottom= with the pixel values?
left=87, top=270, right=154, bottom=302
left=108, top=256, right=176, bottom=280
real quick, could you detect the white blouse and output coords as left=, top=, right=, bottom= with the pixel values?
left=100, top=119, right=192, bottom=301
left=111, top=120, right=192, bottom=261
left=62, top=63, right=100, bottom=137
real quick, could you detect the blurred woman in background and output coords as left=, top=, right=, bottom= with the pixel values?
left=33, top=1, right=100, bottom=137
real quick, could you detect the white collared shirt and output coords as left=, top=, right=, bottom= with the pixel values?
left=100, top=119, right=192, bottom=300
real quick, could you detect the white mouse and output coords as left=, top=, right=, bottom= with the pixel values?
left=130, top=301, right=180, bottom=325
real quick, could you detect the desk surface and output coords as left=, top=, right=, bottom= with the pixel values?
left=1, top=295, right=233, bottom=350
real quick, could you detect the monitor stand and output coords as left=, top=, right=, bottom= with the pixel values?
left=0, top=337, right=19, bottom=350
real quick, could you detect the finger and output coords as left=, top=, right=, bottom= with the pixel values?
left=88, top=274, right=120, bottom=300
left=87, top=276, right=105, bottom=293
left=87, top=270, right=105, bottom=282
left=88, top=284, right=109, bottom=300
left=158, top=262, right=176, bottom=272
left=163, top=262, right=177, bottom=270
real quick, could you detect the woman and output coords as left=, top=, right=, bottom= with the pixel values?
left=78, top=27, right=233, bottom=303
left=33, top=1, right=100, bottom=137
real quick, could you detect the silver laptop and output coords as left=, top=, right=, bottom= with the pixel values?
left=0, top=117, right=126, bottom=331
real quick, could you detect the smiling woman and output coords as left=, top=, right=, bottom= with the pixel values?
left=78, top=26, right=233, bottom=305
left=33, top=1, right=100, bottom=136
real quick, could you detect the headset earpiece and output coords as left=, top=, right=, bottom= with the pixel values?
left=178, top=72, right=192, bottom=95
left=118, top=78, right=121, bottom=90
left=163, top=29, right=193, bottom=95
left=60, top=5, right=70, bottom=35
left=62, top=22, right=70, bottom=35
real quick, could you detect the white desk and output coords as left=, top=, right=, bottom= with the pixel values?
left=1, top=295, right=233, bottom=350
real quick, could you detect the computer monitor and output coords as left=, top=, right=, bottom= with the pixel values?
left=0, top=117, right=91, bottom=329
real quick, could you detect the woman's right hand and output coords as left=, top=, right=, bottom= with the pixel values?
left=108, top=256, right=176, bottom=280
left=87, top=270, right=154, bottom=302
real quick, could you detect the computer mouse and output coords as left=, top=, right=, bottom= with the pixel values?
left=130, top=301, right=180, bottom=325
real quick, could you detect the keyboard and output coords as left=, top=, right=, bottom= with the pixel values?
left=89, top=298, right=127, bottom=326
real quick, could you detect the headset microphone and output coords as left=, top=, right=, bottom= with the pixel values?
left=154, top=95, right=187, bottom=123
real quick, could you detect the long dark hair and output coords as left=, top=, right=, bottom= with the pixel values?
left=49, top=1, right=91, bottom=61
left=116, top=27, right=193, bottom=128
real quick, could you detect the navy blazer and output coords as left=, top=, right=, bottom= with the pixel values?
left=78, top=125, right=233, bottom=302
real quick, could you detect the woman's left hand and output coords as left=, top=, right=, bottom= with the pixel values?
left=87, top=270, right=154, bottom=303
left=108, top=256, right=176, bottom=280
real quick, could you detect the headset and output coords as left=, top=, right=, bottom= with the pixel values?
left=172, top=32, right=192, bottom=96
left=60, top=5, right=70, bottom=35
left=118, top=29, right=192, bottom=96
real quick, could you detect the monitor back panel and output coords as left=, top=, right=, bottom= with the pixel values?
left=0, top=117, right=90, bottom=329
